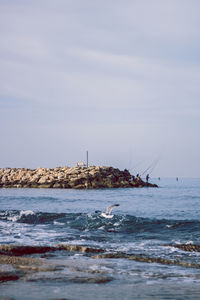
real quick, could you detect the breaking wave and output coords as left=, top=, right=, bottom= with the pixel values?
left=0, top=210, right=199, bottom=236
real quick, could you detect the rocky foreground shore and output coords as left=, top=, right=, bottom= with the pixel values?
left=0, top=166, right=158, bottom=189
left=1, top=243, right=200, bottom=284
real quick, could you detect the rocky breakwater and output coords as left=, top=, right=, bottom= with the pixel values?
left=0, top=166, right=158, bottom=189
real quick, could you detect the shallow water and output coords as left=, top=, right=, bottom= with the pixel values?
left=0, top=178, right=200, bottom=299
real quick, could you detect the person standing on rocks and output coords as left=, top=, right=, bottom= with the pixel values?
left=136, top=174, right=141, bottom=182
left=146, top=174, right=150, bottom=183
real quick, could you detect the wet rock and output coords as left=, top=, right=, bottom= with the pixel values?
left=38, top=184, right=52, bottom=188
left=0, top=270, right=20, bottom=282
left=0, top=245, right=55, bottom=256
left=52, top=183, right=62, bottom=188
left=0, top=254, right=64, bottom=283
left=164, top=244, right=200, bottom=252
left=0, top=255, right=44, bottom=267
left=92, top=252, right=128, bottom=259
left=92, top=252, right=200, bottom=269
left=40, top=253, right=56, bottom=258
left=0, top=243, right=104, bottom=257
left=0, top=255, right=43, bottom=282
left=56, top=244, right=104, bottom=253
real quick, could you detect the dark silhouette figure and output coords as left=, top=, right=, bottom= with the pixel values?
left=146, top=174, right=150, bottom=183
left=136, top=174, right=141, bottom=182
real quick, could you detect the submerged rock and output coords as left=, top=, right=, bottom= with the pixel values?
left=92, top=252, right=200, bottom=269
left=0, top=254, right=63, bottom=283
left=68, top=275, right=113, bottom=284
left=0, top=255, right=44, bottom=282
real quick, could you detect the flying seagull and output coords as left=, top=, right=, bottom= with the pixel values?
left=101, top=204, right=120, bottom=218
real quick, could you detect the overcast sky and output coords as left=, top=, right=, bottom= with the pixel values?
left=0, top=0, right=200, bottom=177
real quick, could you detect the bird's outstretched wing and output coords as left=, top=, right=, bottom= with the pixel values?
left=106, top=204, right=120, bottom=215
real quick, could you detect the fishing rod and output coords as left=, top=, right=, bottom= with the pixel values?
left=128, top=160, right=144, bottom=172
left=141, top=158, right=159, bottom=176
left=147, top=160, right=159, bottom=175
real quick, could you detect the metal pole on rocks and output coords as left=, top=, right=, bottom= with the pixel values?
left=86, top=151, right=88, bottom=167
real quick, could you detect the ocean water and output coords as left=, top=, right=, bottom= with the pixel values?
left=0, top=178, right=200, bottom=300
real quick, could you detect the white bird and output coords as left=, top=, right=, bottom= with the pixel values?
left=101, top=204, right=120, bottom=218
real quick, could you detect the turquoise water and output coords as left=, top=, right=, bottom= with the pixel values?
left=0, top=178, right=200, bottom=299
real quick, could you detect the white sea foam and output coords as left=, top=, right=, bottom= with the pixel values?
left=7, top=210, right=35, bottom=222
left=166, top=224, right=173, bottom=228
left=53, top=221, right=65, bottom=225
left=98, top=226, right=105, bottom=230
left=113, top=222, right=120, bottom=226
left=7, top=215, right=20, bottom=222
left=185, top=240, right=194, bottom=245
left=20, top=210, right=35, bottom=216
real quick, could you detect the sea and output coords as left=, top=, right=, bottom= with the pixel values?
left=0, top=178, right=200, bottom=300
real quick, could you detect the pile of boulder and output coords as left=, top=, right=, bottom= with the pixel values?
left=0, top=166, right=158, bottom=189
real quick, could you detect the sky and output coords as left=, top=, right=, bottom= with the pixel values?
left=0, top=0, right=200, bottom=177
